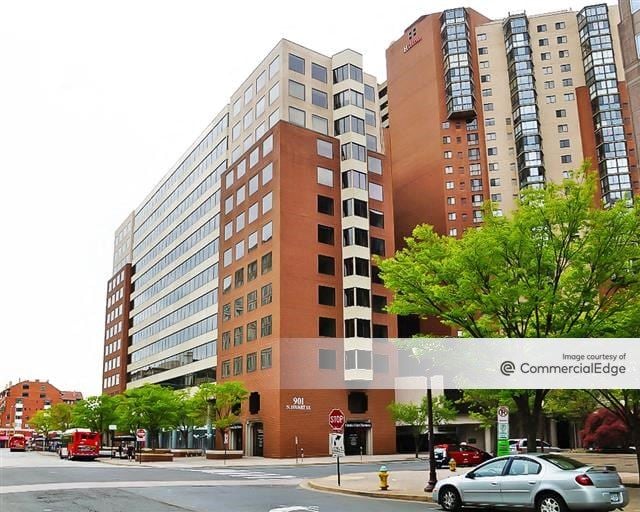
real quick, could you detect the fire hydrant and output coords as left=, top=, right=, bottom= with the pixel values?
left=449, top=458, right=457, bottom=472
left=378, top=465, right=389, bottom=490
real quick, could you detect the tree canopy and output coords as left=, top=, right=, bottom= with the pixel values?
left=378, top=166, right=640, bottom=338
left=72, top=394, right=120, bottom=435
left=378, top=166, right=640, bottom=453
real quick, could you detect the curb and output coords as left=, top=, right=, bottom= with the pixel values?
left=306, top=479, right=433, bottom=503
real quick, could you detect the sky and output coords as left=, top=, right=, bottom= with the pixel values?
left=0, top=0, right=607, bottom=397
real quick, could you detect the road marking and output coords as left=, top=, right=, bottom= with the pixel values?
left=188, top=468, right=297, bottom=480
left=0, top=479, right=303, bottom=495
left=269, top=507, right=320, bottom=512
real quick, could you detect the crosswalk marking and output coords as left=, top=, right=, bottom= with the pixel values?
left=188, top=468, right=297, bottom=480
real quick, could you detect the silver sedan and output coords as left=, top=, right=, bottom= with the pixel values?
left=433, top=453, right=629, bottom=511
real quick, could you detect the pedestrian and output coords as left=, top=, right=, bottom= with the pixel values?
left=118, top=445, right=123, bottom=459
left=127, top=444, right=134, bottom=461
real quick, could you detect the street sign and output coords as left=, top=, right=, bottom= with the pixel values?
left=136, top=428, right=146, bottom=442
left=224, top=432, right=229, bottom=445
left=329, top=433, right=345, bottom=457
left=328, top=408, right=345, bottom=432
left=496, top=406, right=510, bottom=456
left=108, top=424, right=117, bottom=431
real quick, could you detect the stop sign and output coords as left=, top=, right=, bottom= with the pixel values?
left=136, top=428, right=146, bottom=441
left=328, top=408, right=345, bottom=431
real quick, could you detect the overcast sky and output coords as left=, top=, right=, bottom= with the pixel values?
left=0, top=0, right=607, bottom=397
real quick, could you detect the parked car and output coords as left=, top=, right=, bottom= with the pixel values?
left=434, top=443, right=493, bottom=468
left=433, top=453, right=628, bottom=512
left=509, top=438, right=563, bottom=454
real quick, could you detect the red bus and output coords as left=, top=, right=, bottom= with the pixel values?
left=9, top=434, right=26, bottom=452
left=59, top=428, right=100, bottom=460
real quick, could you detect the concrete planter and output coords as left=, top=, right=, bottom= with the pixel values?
left=137, top=449, right=174, bottom=462
left=205, top=450, right=243, bottom=460
left=171, top=449, right=203, bottom=457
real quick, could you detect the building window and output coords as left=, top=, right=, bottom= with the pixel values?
left=557, top=36, right=567, bottom=44
left=261, top=348, right=272, bottom=369
left=563, top=92, right=575, bottom=101
left=289, top=106, right=305, bottom=127
left=261, top=283, right=273, bottom=305
left=446, top=181, right=454, bottom=190
left=261, top=252, right=272, bottom=274
left=319, top=349, right=336, bottom=370
left=344, top=287, right=370, bottom=307
left=221, top=360, right=231, bottom=377
left=248, top=260, right=258, bottom=281
left=288, top=80, right=305, bottom=100
left=544, top=80, right=555, bottom=89
left=558, top=124, right=568, bottom=133
left=539, top=38, right=549, bottom=46
left=344, top=318, right=371, bottom=338
left=312, top=88, right=328, bottom=108
left=364, top=84, right=376, bottom=102
left=222, top=331, right=231, bottom=350
left=343, top=227, right=368, bottom=247
left=234, top=356, right=243, bottom=375
left=312, top=62, right=327, bottom=82
left=562, top=78, right=573, bottom=87
left=269, top=56, right=280, bottom=78
left=318, top=286, right=336, bottom=306
left=369, top=209, right=384, bottom=228
left=318, top=225, right=334, bottom=245
left=246, top=353, right=257, bottom=373
left=223, top=275, right=232, bottom=294
left=369, top=182, right=383, bottom=201
left=488, top=147, right=498, bottom=156
left=559, top=139, right=570, bottom=148
left=545, top=95, right=556, bottom=104
left=561, top=155, right=572, bottom=164
left=317, top=195, right=334, bottom=215
left=312, top=115, right=329, bottom=135
left=261, top=315, right=272, bottom=337
left=556, top=109, right=566, bottom=118
left=247, top=290, right=257, bottom=311
left=368, top=156, right=382, bottom=174
left=319, top=317, right=336, bottom=337
left=317, top=139, right=333, bottom=158
left=234, top=326, right=243, bottom=346
left=365, top=108, right=376, bottom=127
left=560, top=64, right=571, bottom=72
left=247, top=321, right=257, bottom=342
left=235, top=268, right=244, bottom=288
left=478, top=47, right=488, bottom=55
left=555, top=21, right=566, bottom=29
left=342, top=170, right=367, bottom=190
left=318, top=255, right=335, bottom=275
left=537, top=24, right=547, bottom=32
left=372, top=295, right=387, bottom=313
left=343, top=198, right=368, bottom=218
left=480, top=74, right=490, bottom=83
left=317, top=167, right=334, bottom=187
left=543, top=66, right=553, bottom=75
left=344, top=257, right=369, bottom=277
left=541, top=52, right=551, bottom=61
left=444, top=151, right=453, bottom=159
left=370, top=237, right=386, bottom=256
left=559, top=50, right=569, bottom=58
left=289, top=53, right=305, bottom=74
left=366, top=134, right=377, bottom=152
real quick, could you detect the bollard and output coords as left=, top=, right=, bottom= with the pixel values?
left=301, top=448, right=304, bottom=462
left=378, top=465, right=389, bottom=490
left=449, top=457, right=457, bottom=472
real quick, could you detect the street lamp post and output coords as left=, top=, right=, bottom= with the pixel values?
left=424, top=385, right=437, bottom=492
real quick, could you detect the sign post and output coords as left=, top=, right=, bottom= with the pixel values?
left=496, top=406, right=510, bottom=457
left=136, top=428, right=146, bottom=464
left=328, top=409, right=345, bottom=486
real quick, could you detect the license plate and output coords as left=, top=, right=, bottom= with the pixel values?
left=610, top=493, right=620, bottom=503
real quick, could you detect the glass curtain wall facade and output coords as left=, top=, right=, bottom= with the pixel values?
left=504, top=14, right=546, bottom=189
left=578, top=4, right=634, bottom=205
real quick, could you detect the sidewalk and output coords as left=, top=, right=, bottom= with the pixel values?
left=97, top=452, right=421, bottom=468
left=307, top=470, right=640, bottom=510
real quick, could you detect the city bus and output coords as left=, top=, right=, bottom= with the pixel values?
left=59, top=428, right=100, bottom=460
left=8, top=434, right=26, bottom=452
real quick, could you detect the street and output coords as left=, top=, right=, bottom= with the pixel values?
left=0, top=449, right=438, bottom=512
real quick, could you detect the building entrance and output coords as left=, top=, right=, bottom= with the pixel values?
left=250, top=422, right=264, bottom=456
left=344, top=421, right=371, bottom=455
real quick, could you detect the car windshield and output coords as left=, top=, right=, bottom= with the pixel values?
left=539, top=454, right=586, bottom=470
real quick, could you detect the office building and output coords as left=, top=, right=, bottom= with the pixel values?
left=102, top=40, right=398, bottom=457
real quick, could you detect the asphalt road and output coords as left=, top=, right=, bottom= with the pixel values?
left=1, top=450, right=438, bottom=512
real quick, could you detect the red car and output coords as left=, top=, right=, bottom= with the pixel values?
left=434, top=443, right=493, bottom=468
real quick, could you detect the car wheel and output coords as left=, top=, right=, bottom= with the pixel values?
left=536, top=492, right=567, bottom=512
left=440, top=486, right=461, bottom=512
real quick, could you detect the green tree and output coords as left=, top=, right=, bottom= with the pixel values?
left=72, top=394, right=120, bottom=437
left=116, top=384, right=180, bottom=449
left=49, top=403, right=75, bottom=431
left=174, top=389, right=199, bottom=448
left=378, top=166, right=640, bottom=452
left=29, top=409, right=55, bottom=448
left=192, top=381, right=248, bottom=448
left=388, top=395, right=457, bottom=458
